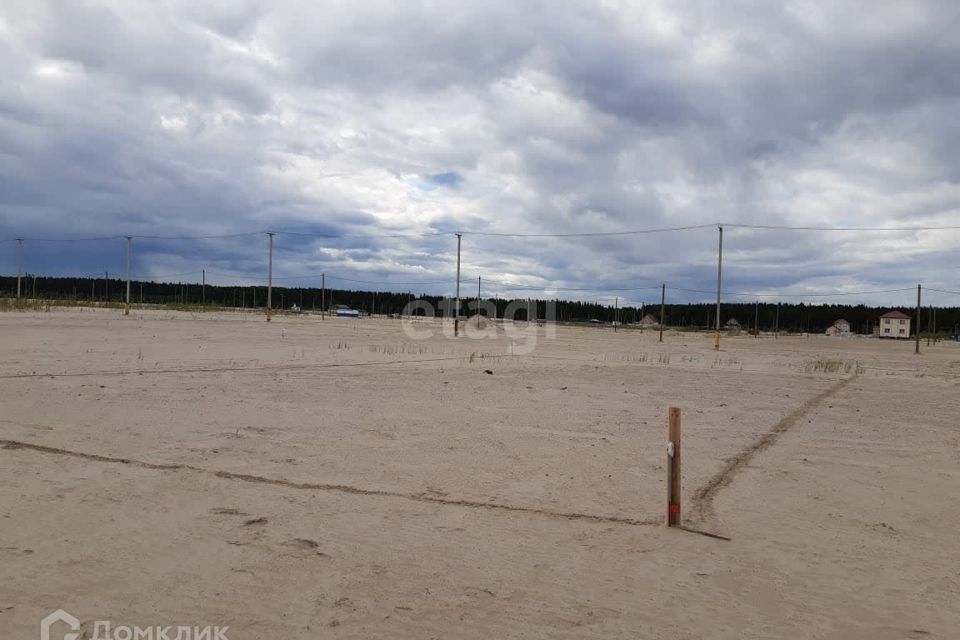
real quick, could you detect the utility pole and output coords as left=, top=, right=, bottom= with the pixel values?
left=125, top=236, right=132, bottom=315
left=16, top=238, right=23, bottom=299
left=266, top=232, right=274, bottom=321
left=454, top=233, right=462, bottom=336
left=202, top=269, right=206, bottom=308
left=775, top=302, right=780, bottom=339
left=321, top=272, right=325, bottom=319
left=754, top=300, right=759, bottom=338
left=915, top=284, right=921, bottom=355
left=715, top=225, right=723, bottom=350
left=477, top=275, right=482, bottom=328
left=659, top=283, right=666, bottom=343
left=614, top=296, right=618, bottom=332
left=105, top=272, right=109, bottom=302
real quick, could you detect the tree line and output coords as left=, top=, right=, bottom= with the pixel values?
left=1, top=275, right=957, bottom=334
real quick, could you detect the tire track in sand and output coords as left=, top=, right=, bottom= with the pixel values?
left=690, top=376, right=854, bottom=523
left=0, top=439, right=660, bottom=528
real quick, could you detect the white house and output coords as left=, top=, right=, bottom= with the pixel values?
left=879, top=310, right=911, bottom=339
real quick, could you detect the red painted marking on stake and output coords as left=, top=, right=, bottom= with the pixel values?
left=668, top=503, right=680, bottom=513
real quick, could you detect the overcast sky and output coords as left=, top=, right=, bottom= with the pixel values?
left=1, top=1, right=959, bottom=306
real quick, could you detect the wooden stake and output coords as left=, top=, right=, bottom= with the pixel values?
left=667, top=407, right=681, bottom=527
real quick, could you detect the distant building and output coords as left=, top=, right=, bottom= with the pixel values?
left=879, top=310, right=911, bottom=338
left=825, top=319, right=851, bottom=337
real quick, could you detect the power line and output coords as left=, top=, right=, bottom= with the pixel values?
left=482, top=278, right=663, bottom=293
left=0, top=232, right=260, bottom=243
left=6, top=220, right=960, bottom=243
left=673, top=286, right=916, bottom=298
left=724, top=223, right=960, bottom=232
left=323, top=274, right=448, bottom=286
left=205, top=270, right=266, bottom=281
left=0, top=234, right=127, bottom=243
left=133, top=232, right=263, bottom=241
left=133, top=270, right=205, bottom=280
left=203, top=270, right=448, bottom=286
left=272, top=229, right=449, bottom=239
left=459, top=224, right=718, bottom=238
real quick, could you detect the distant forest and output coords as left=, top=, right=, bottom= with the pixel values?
left=1, top=274, right=958, bottom=335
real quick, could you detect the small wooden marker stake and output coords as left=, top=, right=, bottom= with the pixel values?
left=666, top=407, right=681, bottom=527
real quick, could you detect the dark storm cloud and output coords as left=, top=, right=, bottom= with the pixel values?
left=1, top=0, right=959, bottom=302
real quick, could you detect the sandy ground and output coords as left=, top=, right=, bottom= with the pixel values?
left=1, top=307, right=958, bottom=639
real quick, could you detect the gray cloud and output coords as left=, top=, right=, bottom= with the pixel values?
left=1, top=0, right=959, bottom=305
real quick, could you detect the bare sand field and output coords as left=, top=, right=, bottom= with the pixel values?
left=1, top=308, right=959, bottom=639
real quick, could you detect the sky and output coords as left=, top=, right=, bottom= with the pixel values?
left=1, top=1, right=959, bottom=307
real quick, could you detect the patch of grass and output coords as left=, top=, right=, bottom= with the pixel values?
left=804, top=359, right=858, bottom=374
left=0, top=297, right=138, bottom=312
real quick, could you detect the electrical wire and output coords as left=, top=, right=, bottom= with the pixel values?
left=723, top=223, right=960, bottom=232
left=134, top=270, right=205, bottom=280
left=481, top=278, right=663, bottom=292
left=324, top=274, right=449, bottom=286
left=458, top=223, right=718, bottom=238
left=272, top=229, right=449, bottom=239
left=672, top=286, right=916, bottom=298
left=133, top=232, right=263, bottom=241
left=1, top=235, right=126, bottom=243
left=202, top=270, right=448, bottom=286
left=6, top=220, right=960, bottom=243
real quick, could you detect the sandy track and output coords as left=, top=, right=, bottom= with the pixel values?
left=690, top=376, right=854, bottom=523
left=2, top=308, right=959, bottom=638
